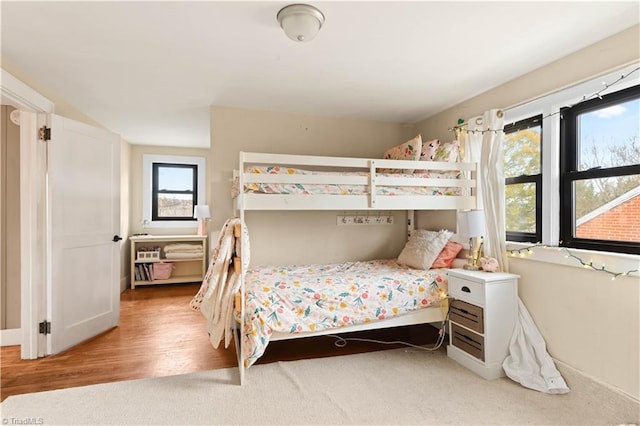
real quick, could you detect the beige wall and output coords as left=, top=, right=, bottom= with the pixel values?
left=511, top=258, right=639, bottom=400
left=120, top=139, right=131, bottom=292
left=210, top=106, right=420, bottom=266
left=415, top=25, right=640, bottom=143
left=1, top=106, right=21, bottom=329
left=415, top=25, right=640, bottom=399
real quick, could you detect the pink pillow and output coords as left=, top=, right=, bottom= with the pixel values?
left=431, top=241, right=464, bottom=269
left=381, top=135, right=422, bottom=174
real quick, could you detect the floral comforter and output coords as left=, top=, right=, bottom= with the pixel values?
left=238, top=166, right=462, bottom=197
left=242, top=259, right=448, bottom=367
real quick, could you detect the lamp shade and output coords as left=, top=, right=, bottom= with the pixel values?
left=457, top=210, right=485, bottom=240
left=277, top=4, right=325, bottom=43
left=193, top=205, right=210, bottom=220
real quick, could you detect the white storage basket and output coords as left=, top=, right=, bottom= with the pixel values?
left=137, top=250, right=160, bottom=261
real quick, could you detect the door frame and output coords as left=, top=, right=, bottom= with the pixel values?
left=0, top=69, right=54, bottom=358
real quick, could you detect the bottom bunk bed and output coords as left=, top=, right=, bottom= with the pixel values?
left=191, top=219, right=454, bottom=385
left=240, top=258, right=449, bottom=368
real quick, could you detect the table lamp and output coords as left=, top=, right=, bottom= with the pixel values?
left=457, top=210, right=486, bottom=270
left=193, top=205, right=211, bottom=236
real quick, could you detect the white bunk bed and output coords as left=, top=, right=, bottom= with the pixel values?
left=215, top=151, right=477, bottom=384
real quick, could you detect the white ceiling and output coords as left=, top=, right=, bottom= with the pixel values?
left=1, top=1, right=638, bottom=148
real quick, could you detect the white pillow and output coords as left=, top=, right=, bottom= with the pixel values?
left=397, top=229, right=453, bottom=270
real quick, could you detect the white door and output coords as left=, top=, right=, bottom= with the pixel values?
left=47, top=113, right=120, bottom=354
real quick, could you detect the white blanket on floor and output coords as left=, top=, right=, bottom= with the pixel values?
left=502, top=298, right=570, bottom=394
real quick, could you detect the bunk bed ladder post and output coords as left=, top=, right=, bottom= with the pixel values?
left=238, top=152, right=246, bottom=385
left=237, top=239, right=246, bottom=385
left=232, top=169, right=240, bottom=215
left=369, top=160, right=377, bottom=208
left=407, top=210, right=415, bottom=238
left=237, top=152, right=246, bottom=215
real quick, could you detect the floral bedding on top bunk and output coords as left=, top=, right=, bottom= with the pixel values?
left=239, top=166, right=462, bottom=197
left=241, top=259, right=448, bottom=367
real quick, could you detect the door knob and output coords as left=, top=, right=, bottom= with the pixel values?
left=112, top=235, right=123, bottom=242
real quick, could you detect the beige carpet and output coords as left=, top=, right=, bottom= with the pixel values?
left=1, top=347, right=638, bottom=425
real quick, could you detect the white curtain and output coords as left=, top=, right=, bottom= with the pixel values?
left=479, top=109, right=509, bottom=271
left=460, top=115, right=483, bottom=209
left=472, top=109, right=569, bottom=394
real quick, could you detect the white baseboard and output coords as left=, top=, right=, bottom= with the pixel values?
left=0, top=328, right=21, bottom=346
left=120, top=275, right=129, bottom=293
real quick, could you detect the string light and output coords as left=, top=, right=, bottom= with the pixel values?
left=507, top=243, right=639, bottom=280
left=451, top=67, right=640, bottom=280
left=448, top=65, right=640, bottom=134
left=449, top=126, right=504, bottom=136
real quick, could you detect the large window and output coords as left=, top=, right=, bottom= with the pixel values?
left=560, top=84, right=640, bottom=254
left=504, top=115, right=542, bottom=243
left=142, top=154, right=206, bottom=228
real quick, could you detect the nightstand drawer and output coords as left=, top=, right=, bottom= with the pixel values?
left=451, top=323, right=485, bottom=362
left=448, top=275, right=485, bottom=305
left=450, top=299, right=484, bottom=334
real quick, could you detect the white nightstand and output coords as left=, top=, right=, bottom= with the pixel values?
left=447, top=268, right=519, bottom=380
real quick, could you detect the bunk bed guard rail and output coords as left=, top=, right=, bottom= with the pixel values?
left=236, top=151, right=477, bottom=211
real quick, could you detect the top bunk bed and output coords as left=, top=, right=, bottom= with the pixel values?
left=234, top=148, right=478, bottom=211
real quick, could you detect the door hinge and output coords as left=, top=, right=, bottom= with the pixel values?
left=39, top=126, right=51, bottom=141
left=39, top=321, right=51, bottom=335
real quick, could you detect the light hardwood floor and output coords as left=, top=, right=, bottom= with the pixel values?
left=0, top=283, right=438, bottom=402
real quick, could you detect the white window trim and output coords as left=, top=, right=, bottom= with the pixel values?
left=142, top=154, right=206, bottom=229
left=503, top=63, right=639, bottom=270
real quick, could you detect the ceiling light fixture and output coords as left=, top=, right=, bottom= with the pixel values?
left=277, top=4, right=325, bottom=43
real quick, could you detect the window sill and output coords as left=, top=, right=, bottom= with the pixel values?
left=506, top=242, right=639, bottom=279
left=143, top=221, right=198, bottom=229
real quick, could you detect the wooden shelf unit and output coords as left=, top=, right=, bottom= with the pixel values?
left=129, top=235, right=207, bottom=289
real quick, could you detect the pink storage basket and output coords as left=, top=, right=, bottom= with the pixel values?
left=153, top=262, right=174, bottom=280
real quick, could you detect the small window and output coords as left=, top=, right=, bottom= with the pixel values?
left=142, top=154, right=206, bottom=229
left=504, top=115, right=542, bottom=242
left=152, top=163, right=197, bottom=221
left=560, top=84, right=640, bottom=254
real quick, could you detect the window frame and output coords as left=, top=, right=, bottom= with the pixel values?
left=559, top=84, right=640, bottom=254
left=151, top=162, right=198, bottom=222
left=503, top=115, right=543, bottom=243
left=142, top=154, right=206, bottom=229
left=503, top=63, right=639, bottom=255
